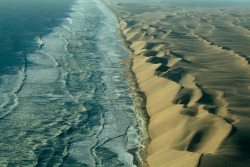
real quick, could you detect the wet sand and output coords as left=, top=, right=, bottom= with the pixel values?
left=103, top=0, right=250, bottom=166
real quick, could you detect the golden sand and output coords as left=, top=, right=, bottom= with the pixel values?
left=103, top=0, right=250, bottom=166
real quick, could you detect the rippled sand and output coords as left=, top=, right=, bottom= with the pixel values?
left=104, top=0, right=250, bottom=166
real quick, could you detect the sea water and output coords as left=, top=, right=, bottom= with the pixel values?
left=0, top=0, right=144, bottom=166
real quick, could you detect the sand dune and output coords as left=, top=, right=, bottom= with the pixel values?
left=103, top=0, right=250, bottom=166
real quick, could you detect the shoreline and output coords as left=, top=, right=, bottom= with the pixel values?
left=102, top=1, right=202, bottom=166
left=117, top=12, right=150, bottom=167
left=101, top=0, right=150, bottom=166
left=103, top=0, right=250, bottom=166
left=121, top=54, right=150, bottom=167
left=117, top=19, right=202, bottom=166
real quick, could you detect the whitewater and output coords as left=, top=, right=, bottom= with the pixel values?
left=0, top=0, right=146, bottom=166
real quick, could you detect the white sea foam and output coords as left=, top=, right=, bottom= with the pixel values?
left=95, top=0, right=149, bottom=166
left=93, top=0, right=144, bottom=166
left=27, top=52, right=58, bottom=67
left=26, top=68, right=59, bottom=83
left=0, top=0, right=144, bottom=165
left=102, top=137, right=137, bottom=167
left=76, top=11, right=84, bottom=18
left=0, top=68, right=25, bottom=118
left=41, top=35, right=67, bottom=57
left=62, top=25, right=71, bottom=32
left=69, top=138, right=97, bottom=166
left=126, top=126, right=140, bottom=149
left=66, top=18, right=73, bottom=25
left=35, top=37, right=44, bottom=48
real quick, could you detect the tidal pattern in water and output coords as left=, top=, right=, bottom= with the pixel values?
left=0, top=0, right=144, bottom=166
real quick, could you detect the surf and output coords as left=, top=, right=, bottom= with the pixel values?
left=0, top=0, right=145, bottom=166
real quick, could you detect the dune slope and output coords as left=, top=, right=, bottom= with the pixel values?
left=103, top=0, right=250, bottom=166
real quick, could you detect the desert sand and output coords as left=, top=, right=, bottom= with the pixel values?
left=103, top=0, right=250, bottom=166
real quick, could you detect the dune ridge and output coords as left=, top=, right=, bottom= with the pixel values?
left=103, top=0, right=250, bottom=166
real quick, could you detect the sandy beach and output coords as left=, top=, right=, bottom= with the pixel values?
left=103, top=0, right=250, bottom=166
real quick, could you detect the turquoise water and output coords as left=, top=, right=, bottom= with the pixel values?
left=0, top=0, right=143, bottom=166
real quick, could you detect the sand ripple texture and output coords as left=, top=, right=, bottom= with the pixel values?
left=104, top=0, right=250, bottom=166
left=0, top=0, right=145, bottom=166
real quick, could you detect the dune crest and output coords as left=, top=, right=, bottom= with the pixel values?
left=103, top=0, right=250, bottom=166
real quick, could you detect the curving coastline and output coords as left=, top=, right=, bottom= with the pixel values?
left=103, top=0, right=250, bottom=166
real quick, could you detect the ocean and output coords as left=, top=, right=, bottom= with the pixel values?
left=0, top=0, right=146, bottom=166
